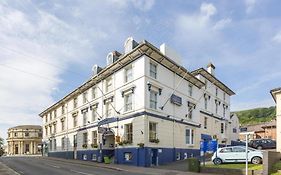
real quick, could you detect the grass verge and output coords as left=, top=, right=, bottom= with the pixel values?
left=271, top=161, right=281, bottom=175
left=204, top=163, right=263, bottom=170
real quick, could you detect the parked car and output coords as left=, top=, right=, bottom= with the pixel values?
left=249, top=139, right=276, bottom=150
left=212, top=146, right=263, bottom=165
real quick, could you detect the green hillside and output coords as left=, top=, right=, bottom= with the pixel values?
left=234, top=106, right=276, bottom=125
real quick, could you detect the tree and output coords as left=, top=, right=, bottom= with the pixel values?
left=0, top=137, right=4, bottom=156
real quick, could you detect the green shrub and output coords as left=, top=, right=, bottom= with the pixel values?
left=186, top=158, right=200, bottom=172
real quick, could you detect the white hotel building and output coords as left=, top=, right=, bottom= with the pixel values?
left=39, top=38, right=236, bottom=166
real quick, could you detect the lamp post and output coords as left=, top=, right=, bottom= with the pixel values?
left=240, top=131, right=254, bottom=175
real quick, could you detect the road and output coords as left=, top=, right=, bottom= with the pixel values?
left=0, top=157, right=146, bottom=175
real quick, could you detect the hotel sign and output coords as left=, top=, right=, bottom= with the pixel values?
left=170, top=94, right=182, bottom=106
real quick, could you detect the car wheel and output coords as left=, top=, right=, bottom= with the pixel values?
left=257, top=146, right=263, bottom=150
left=251, top=156, right=262, bottom=164
left=213, top=158, right=222, bottom=165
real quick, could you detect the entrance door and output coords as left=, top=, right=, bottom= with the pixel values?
left=103, top=130, right=115, bottom=158
left=15, top=145, right=18, bottom=154
left=151, top=149, right=158, bottom=166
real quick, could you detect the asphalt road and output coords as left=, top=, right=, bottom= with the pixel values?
left=0, top=157, right=146, bottom=175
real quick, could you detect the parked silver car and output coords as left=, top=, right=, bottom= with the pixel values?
left=212, top=146, right=263, bottom=165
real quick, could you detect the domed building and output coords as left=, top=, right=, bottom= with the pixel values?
left=7, top=125, right=42, bottom=155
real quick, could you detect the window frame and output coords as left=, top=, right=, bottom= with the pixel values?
left=185, top=128, right=194, bottom=145
left=149, top=122, right=157, bottom=142
left=188, top=84, right=193, bottom=97
left=73, top=114, right=78, bottom=127
left=124, top=93, right=133, bottom=112
left=92, top=131, right=98, bottom=145
left=83, top=91, right=88, bottom=104
left=221, top=123, right=224, bottom=134
left=149, top=62, right=157, bottom=79
left=149, top=90, right=158, bottom=109
left=105, top=103, right=113, bottom=118
left=204, top=117, right=208, bottom=129
left=83, top=132, right=88, bottom=145
left=124, top=123, right=133, bottom=143
left=73, top=97, right=78, bottom=108
left=92, top=87, right=96, bottom=99
left=125, top=66, right=133, bottom=83
left=204, top=97, right=208, bottom=110
left=83, top=112, right=88, bottom=125
left=61, top=120, right=65, bottom=131
left=106, top=77, right=113, bottom=92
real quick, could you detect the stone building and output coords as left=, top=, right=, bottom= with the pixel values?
left=7, top=125, right=42, bottom=155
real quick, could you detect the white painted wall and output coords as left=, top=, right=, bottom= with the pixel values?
left=43, top=53, right=236, bottom=151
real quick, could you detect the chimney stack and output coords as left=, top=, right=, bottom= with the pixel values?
left=207, top=62, right=215, bottom=76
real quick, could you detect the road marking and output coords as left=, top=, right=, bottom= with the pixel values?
left=70, top=169, right=95, bottom=175
left=46, top=164, right=61, bottom=169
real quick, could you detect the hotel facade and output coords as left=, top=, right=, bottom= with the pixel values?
left=39, top=38, right=236, bottom=166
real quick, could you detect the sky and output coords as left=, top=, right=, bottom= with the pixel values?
left=0, top=0, right=281, bottom=140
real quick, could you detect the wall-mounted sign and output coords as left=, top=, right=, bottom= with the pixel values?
left=170, top=94, right=182, bottom=106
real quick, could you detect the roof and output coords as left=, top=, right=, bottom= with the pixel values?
left=9, top=125, right=42, bottom=130
left=39, top=40, right=205, bottom=117
left=270, top=87, right=281, bottom=102
left=191, top=68, right=235, bottom=96
left=240, top=120, right=276, bottom=133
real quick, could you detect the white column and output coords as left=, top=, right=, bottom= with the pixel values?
left=21, top=141, right=24, bottom=154
left=18, top=141, right=21, bottom=155
left=30, top=142, right=33, bottom=154
left=34, top=142, right=37, bottom=154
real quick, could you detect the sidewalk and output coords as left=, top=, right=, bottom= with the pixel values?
left=0, top=162, right=19, bottom=175
left=41, top=157, right=214, bottom=175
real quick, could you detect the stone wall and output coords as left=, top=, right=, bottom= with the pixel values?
left=263, top=151, right=281, bottom=174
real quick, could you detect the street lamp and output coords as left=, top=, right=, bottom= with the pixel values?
left=240, top=131, right=254, bottom=175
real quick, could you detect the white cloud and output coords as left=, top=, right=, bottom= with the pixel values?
left=213, top=18, right=232, bottom=30
left=272, top=31, right=281, bottom=43
left=200, top=2, right=217, bottom=18
left=131, top=0, right=155, bottom=11
left=175, top=3, right=217, bottom=41
left=0, top=0, right=159, bottom=140
left=0, top=0, right=138, bottom=139
left=173, top=2, right=229, bottom=66
left=245, top=0, right=256, bottom=14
